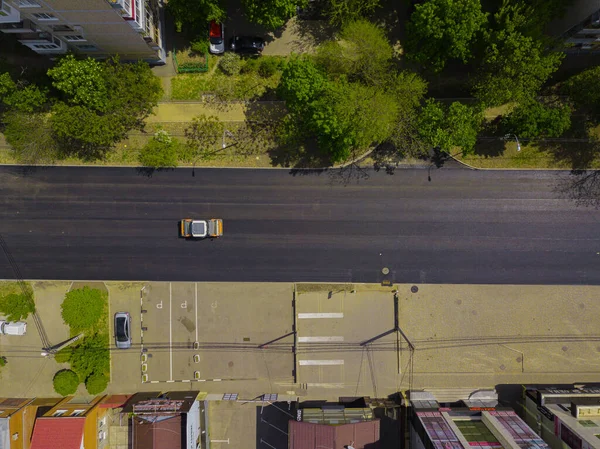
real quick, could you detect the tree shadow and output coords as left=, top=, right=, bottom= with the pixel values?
left=538, top=138, right=600, bottom=170
left=555, top=169, right=600, bottom=208
left=291, top=18, right=335, bottom=53
left=135, top=167, right=175, bottom=178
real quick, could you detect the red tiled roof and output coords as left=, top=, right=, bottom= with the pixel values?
left=30, top=417, right=85, bottom=449
left=289, top=420, right=380, bottom=449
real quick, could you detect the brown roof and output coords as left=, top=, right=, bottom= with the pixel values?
left=99, top=395, right=132, bottom=408
left=132, top=415, right=183, bottom=449
left=289, top=420, right=380, bottom=449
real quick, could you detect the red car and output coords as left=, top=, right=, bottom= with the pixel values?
left=209, top=20, right=225, bottom=54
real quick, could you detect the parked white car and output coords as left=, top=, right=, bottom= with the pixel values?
left=0, top=320, right=27, bottom=335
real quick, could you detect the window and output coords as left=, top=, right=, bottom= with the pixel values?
left=70, top=409, right=85, bottom=417
left=18, top=0, right=40, bottom=6
left=0, top=1, right=11, bottom=15
left=52, top=410, right=67, bottom=416
left=76, top=44, right=98, bottom=51
left=222, top=393, right=238, bottom=401
left=64, top=35, right=85, bottom=41
left=263, top=394, right=278, bottom=401
left=32, top=12, right=57, bottom=20
left=98, top=430, right=106, bottom=441
left=579, top=420, right=598, bottom=428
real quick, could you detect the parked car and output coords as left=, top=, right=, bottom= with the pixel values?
left=114, top=312, right=131, bottom=349
left=229, top=35, right=265, bottom=54
left=0, top=320, right=26, bottom=335
left=209, top=20, right=225, bottom=54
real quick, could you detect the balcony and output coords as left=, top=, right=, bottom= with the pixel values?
left=0, top=18, right=38, bottom=33
left=0, top=1, right=20, bottom=24
left=19, top=31, right=66, bottom=53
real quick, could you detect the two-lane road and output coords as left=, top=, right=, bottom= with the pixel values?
left=0, top=166, right=598, bottom=284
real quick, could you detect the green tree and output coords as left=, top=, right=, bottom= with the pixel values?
left=183, top=114, right=225, bottom=162
left=0, top=72, right=16, bottom=102
left=0, top=293, right=35, bottom=321
left=102, top=58, right=162, bottom=129
left=3, top=85, right=47, bottom=113
left=167, top=0, right=226, bottom=32
left=138, top=130, right=179, bottom=168
left=3, top=111, right=58, bottom=163
left=388, top=71, right=429, bottom=157
left=406, top=0, right=488, bottom=72
left=53, top=369, right=79, bottom=396
left=242, top=0, right=305, bottom=30
left=48, top=55, right=108, bottom=111
left=472, top=1, right=563, bottom=106
left=60, top=287, right=106, bottom=332
left=315, top=19, right=393, bottom=84
left=85, top=372, right=109, bottom=394
left=54, top=347, right=72, bottom=364
left=325, top=0, right=381, bottom=26
left=51, top=103, right=126, bottom=159
left=502, top=100, right=571, bottom=139
left=0, top=356, right=6, bottom=367
left=69, top=335, right=110, bottom=382
left=562, top=66, right=600, bottom=116
left=0, top=73, right=46, bottom=113
left=48, top=57, right=161, bottom=159
left=308, top=80, right=399, bottom=162
left=418, top=99, right=482, bottom=154
left=277, top=56, right=326, bottom=111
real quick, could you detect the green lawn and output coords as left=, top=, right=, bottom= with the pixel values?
left=171, top=55, right=286, bottom=101
left=458, top=140, right=600, bottom=169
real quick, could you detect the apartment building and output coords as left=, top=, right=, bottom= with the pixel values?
left=523, top=385, right=600, bottom=449
left=0, top=0, right=164, bottom=63
left=409, top=390, right=548, bottom=449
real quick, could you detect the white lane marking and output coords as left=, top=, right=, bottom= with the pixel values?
left=299, top=360, right=344, bottom=366
left=195, top=283, right=198, bottom=343
left=307, top=383, right=345, bottom=388
left=169, top=282, right=173, bottom=381
left=298, top=336, right=344, bottom=342
left=298, top=313, right=343, bottom=319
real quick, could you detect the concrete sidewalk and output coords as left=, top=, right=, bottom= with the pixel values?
left=148, top=101, right=287, bottom=123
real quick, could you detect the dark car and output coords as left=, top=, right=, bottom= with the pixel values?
left=114, top=312, right=131, bottom=349
left=229, top=35, right=265, bottom=54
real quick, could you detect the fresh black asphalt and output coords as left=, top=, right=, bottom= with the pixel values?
left=0, top=165, right=598, bottom=284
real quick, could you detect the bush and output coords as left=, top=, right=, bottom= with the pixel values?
left=191, top=39, right=209, bottom=55
left=53, top=369, right=79, bottom=396
left=219, top=52, right=242, bottom=76
left=0, top=292, right=35, bottom=321
left=61, top=287, right=106, bottom=332
left=69, top=334, right=110, bottom=381
left=240, top=57, right=260, bottom=74
left=0, top=356, right=6, bottom=367
left=85, top=372, right=109, bottom=394
left=258, top=57, right=281, bottom=78
left=138, top=130, right=179, bottom=168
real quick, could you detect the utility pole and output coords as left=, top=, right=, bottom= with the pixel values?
left=0, top=233, right=53, bottom=353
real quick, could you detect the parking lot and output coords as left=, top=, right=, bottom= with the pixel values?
left=140, top=282, right=295, bottom=386
left=295, top=286, right=401, bottom=396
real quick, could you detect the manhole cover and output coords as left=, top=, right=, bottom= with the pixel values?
left=411, top=286, right=419, bottom=293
